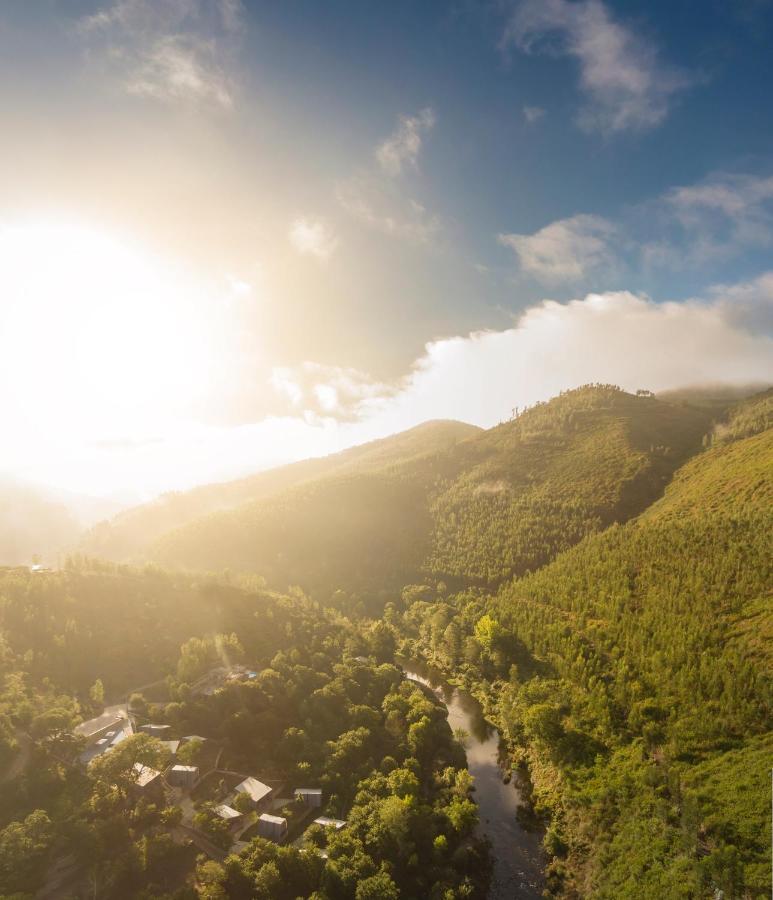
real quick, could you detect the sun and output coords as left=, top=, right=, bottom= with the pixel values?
left=0, top=221, right=216, bottom=447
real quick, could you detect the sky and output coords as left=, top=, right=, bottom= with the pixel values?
left=0, top=0, right=772, bottom=501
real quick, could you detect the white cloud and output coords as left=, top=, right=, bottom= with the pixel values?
left=9, top=270, right=771, bottom=497
left=125, top=35, right=234, bottom=107
left=523, top=105, right=546, bottom=124
left=270, top=362, right=394, bottom=421
left=666, top=173, right=773, bottom=257
left=503, top=0, right=695, bottom=134
left=707, top=271, right=773, bottom=335
left=289, top=217, right=339, bottom=261
left=372, top=289, right=771, bottom=430
left=336, top=174, right=440, bottom=244
left=499, top=213, right=618, bottom=283
left=376, top=107, right=436, bottom=176
left=79, top=0, right=241, bottom=109
left=267, top=282, right=772, bottom=437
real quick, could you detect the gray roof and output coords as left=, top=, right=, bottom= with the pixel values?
left=74, top=712, right=127, bottom=737
left=132, top=763, right=162, bottom=787
left=259, top=813, right=286, bottom=826
left=215, top=804, right=242, bottom=820
left=235, top=776, right=272, bottom=803
left=314, top=816, right=346, bottom=830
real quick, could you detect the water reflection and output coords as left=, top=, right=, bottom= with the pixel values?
left=401, top=658, right=545, bottom=900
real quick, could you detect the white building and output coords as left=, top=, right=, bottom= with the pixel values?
left=295, top=788, right=323, bottom=808
left=257, top=813, right=287, bottom=841
left=314, top=816, right=346, bottom=830
left=168, top=764, right=199, bottom=788
left=215, top=805, right=243, bottom=832
left=131, top=763, right=163, bottom=796
left=234, top=776, right=272, bottom=810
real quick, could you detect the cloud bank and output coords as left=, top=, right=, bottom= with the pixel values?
left=272, top=284, right=771, bottom=432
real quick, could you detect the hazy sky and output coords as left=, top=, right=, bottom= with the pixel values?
left=1, top=0, right=772, bottom=499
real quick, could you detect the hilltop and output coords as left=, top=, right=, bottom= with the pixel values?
left=146, top=386, right=719, bottom=598
left=81, top=419, right=480, bottom=563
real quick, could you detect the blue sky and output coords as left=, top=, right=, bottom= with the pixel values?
left=0, top=0, right=771, bottom=496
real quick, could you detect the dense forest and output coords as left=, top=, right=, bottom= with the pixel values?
left=0, top=384, right=770, bottom=898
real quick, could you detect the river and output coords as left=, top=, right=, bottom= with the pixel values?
left=402, top=659, right=545, bottom=899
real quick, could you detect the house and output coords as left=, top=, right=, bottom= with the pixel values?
left=131, top=763, right=163, bottom=797
left=180, top=735, right=207, bottom=744
left=214, top=805, right=243, bottom=833
left=314, top=816, right=346, bottom=831
left=161, top=740, right=180, bottom=758
left=234, top=776, right=272, bottom=810
left=168, top=765, right=199, bottom=788
left=257, top=813, right=287, bottom=841
left=78, top=719, right=134, bottom=766
left=75, top=712, right=132, bottom=747
left=139, top=724, right=172, bottom=738
left=295, top=788, right=323, bottom=808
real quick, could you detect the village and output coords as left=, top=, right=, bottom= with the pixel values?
left=71, top=663, right=347, bottom=865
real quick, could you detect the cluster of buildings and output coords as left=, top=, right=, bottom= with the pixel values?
left=210, top=779, right=327, bottom=843
left=74, top=709, right=341, bottom=849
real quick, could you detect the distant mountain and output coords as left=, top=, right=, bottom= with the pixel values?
left=0, top=478, right=124, bottom=567
left=81, top=419, right=481, bottom=563
left=147, top=386, right=724, bottom=597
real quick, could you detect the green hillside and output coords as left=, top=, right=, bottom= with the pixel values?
left=81, top=419, right=480, bottom=562
left=398, top=389, right=773, bottom=898
left=150, top=386, right=717, bottom=597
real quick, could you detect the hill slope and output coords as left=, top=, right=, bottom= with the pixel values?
left=81, top=419, right=480, bottom=562
left=150, top=386, right=718, bottom=596
left=0, top=479, right=123, bottom=566
left=484, top=390, right=773, bottom=897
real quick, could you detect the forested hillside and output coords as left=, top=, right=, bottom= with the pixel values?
left=393, top=389, right=772, bottom=898
left=0, top=563, right=488, bottom=899
left=149, top=387, right=717, bottom=598
left=81, top=420, right=480, bottom=563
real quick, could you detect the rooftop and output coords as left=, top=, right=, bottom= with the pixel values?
left=259, top=813, right=287, bottom=825
left=132, top=762, right=162, bottom=787
left=314, top=816, right=346, bottom=830
left=215, top=805, right=242, bottom=820
left=74, top=712, right=127, bottom=737
left=235, top=776, right=272, bottom=803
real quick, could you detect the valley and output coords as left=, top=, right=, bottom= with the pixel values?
left=0, top=385, right=770, bottom=899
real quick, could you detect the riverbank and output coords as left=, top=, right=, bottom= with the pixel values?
left=401, top=658, right=546, bottom=899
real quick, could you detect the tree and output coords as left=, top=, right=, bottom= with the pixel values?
left=88, top=733, right=166, bottom=795
left=89, top=678, right=105, bottom=706
left=473, top=615, right=502, bottom=653
left=0, top=810, right=53, bottom=895
left=355, top=870, right=400, bottom=900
